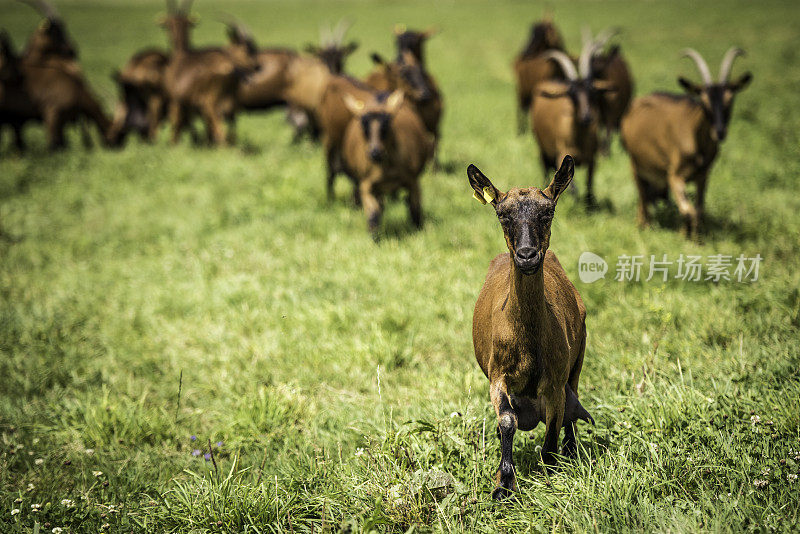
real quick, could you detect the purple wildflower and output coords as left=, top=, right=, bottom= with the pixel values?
left=204, top=453, right=211, bottom=461
left=190, top=435, right=197, bottom=442
left=191, top=449, right=202, bottom=457
left=216, top=441, right=224, bottom=448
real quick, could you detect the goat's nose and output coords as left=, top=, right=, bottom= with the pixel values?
left=369, top=148, right=383, bottom=162
left=716, top=128, right=727, bottom=141
left=516, top=247, right=537, bottom=260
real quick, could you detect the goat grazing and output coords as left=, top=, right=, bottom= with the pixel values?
left=468, top=155, right=592, bottom=499
left=160, top=0, right=258, bottom=146
left=512, top=19, right=566, bottom=134
left=620, top=47, right=751, bottom=236
left=108, top=49, right=169, bottom=145
left=365, top=27, right=442, bottom=164
left=340, top=90, right=433, bottom=240
left=531, top=47, right=613, bottom=205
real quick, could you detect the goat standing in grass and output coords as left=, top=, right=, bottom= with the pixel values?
left=512, top=18, right=567, bottom=135
left=160, top=0, right=258, bottom=146
left=108, top=49, right=169, bottom=145
left=531, top=47, right=614, bottom=206
left=468, top=155, right=593, bottom=499
left=340, top=90, right=433, bottom=240
left=620, top=47, right=751, bottom=237
left=365, top=27, right=442, bottom=167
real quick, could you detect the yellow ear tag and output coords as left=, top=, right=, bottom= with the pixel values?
left=482, top=187, right=495, bottom=203
left=473, top=191, right=487, bottom=205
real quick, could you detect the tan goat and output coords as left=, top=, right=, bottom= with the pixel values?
left=468, top=155, right=592, bottom=499
left=620, top=47, right=751, bottom=236
left=340, top=90, right=433, bottom=240
left=531, top=48, right=613, bottom=205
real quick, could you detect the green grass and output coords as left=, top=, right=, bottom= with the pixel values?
left=1, top=0, right=800, bottom=532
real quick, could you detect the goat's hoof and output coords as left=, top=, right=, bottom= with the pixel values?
left=492, top=486, right=514, bottom=501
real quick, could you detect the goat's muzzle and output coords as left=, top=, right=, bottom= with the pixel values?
left=369, top=147, right=385, bottom=163
left=514, top=248, right=543, bottom=274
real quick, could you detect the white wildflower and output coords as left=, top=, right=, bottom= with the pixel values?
left=52, top=528, right=63, bottom=534
left=11, top=509, right=20, bottom=516
left=26, top=484, right=35, bottom=492
left=354, top=448, right=365, bottom=457
left=788, top=474, right=798, bottom=483
left=60, top=499, right=74, bottom=508
left=750, top=415, right=761, bottom=425
left=753, top=479, right=769, bottom=488
left=34, top=458, right=44, bottom=465
left=31, top=503, right=41, bottom=511
left=84, top=449, right=94, bottom=455
left=92, top=471, right=103, bottom=477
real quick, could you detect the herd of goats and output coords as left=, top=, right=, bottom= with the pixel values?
left=0, top=0, right=752, bottom=240
left=0, top=0, right=758, bottom=500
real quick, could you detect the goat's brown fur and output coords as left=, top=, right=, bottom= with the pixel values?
left=620, top=47, right=751, bottom=237
left=109, top=49, right=169, bottom=145
left=468, top=155, right=592, bottom=499
left=340, top=90, right=433, bottom=239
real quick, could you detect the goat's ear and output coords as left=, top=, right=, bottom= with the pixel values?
left=385, top=90, right=404, bottom=114
left=592, top=79, right=617, bottom=94
left=342, top=93, right=365, bottom=116
left=343, top=41, right=359, bottom=55
left=422, top=26, right=439, bottom=39
left=467, top=164, right=502, bottom=205
left=538, top=88, right=569, bottom=99
left=730, top=72, right=752, bottom=92
left=543, top=155, right=574, bottom=202
left=678, top=76, right=702, bottom=95
left=370, top=52, right=386, bottom=66
left=304, top=44, right=320, bottom=55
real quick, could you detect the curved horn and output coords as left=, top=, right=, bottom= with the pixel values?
left=681, top=48, right=713, bottom=85
left=593, top=27, right=620, bottom=51
left=18, top=0, right=58, bottom=20
left=578, top=38, right=598, bottom=79
left=581, top=26, right=593, bottom=48
left=318, top=23, right=332, bottom=47
left=719, top=47, right=745, bottom=83
left=331, top=18, right=351, bottom=45
left=542, top=50, right=577, bottom=80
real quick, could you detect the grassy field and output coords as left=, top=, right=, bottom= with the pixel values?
left=2, top=0, right=800, bottom=532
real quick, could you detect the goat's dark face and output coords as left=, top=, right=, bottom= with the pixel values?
left=397, top=50, right=432, bottom=103
left=395, top=30, right=428, bottom=62
left=527, top=21, right=564, bottom=53
left=307, top=42, right=358, bottom=74
left=540, top=79, right=613, bottom=127
left=467, top=156, right=574, bottom=275
left=29, top=18, right=77, bottom=59
left=678, top=74, right=752, bottom=142
left=344, top=90, right=404, bottom=164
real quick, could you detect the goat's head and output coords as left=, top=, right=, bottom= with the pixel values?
left=678, top=47, right=752, bottom=142
left=223, top=19, right=260, bottom=75
left=521, top=19, right=564, bottom=56
left=19, top=0, right=77, bottom=59
left=307, top=19, right=357, bottom=74
left=343, top=90, right=404, bottom=163
left=371, top=50, right=433, bottom=103
left=467, top=156, right=575, bottom=275
left=540, top=49, right=614, bottom=126
left=159, top=0, right=196, bottom=46
left=393, top=25, right=437, bottom=63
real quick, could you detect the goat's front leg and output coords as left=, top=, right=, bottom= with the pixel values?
left=360, top=178, right=383, bottom=241
left=406, top=180, right=423, bottom=229
left=541, top=386, right=566, bottom=467
left=168, top=100, right=185, bottom=145
left=667, top=165, right=697, bottom=238
left=490, top=380, right=517, bottom=500
left=585, top=159, right=596, bottom=208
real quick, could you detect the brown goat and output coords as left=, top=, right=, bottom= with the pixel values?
left=108, top=49, right=169, bottom=145
left=0, top=30, right=111, bottom=150
left=531, top=47, right=613, bottom=205
left=365, top=28, right=443, bottom=164
left=620, top=47, right=751, bottom=237
left=512, top=19, right=566, bottom=134
left=585, top=29, right=633, bottom=151
left=18, top=0, right=78, bottom=65
left=160, top=0, right=258, bottom=146
left=468, top=155, right=592, bottom=499
left=340, top=90, right=433, bottom=240
left=316, top=74, right=377, bottom=201
left=232, top=20, right=358, bottom=141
